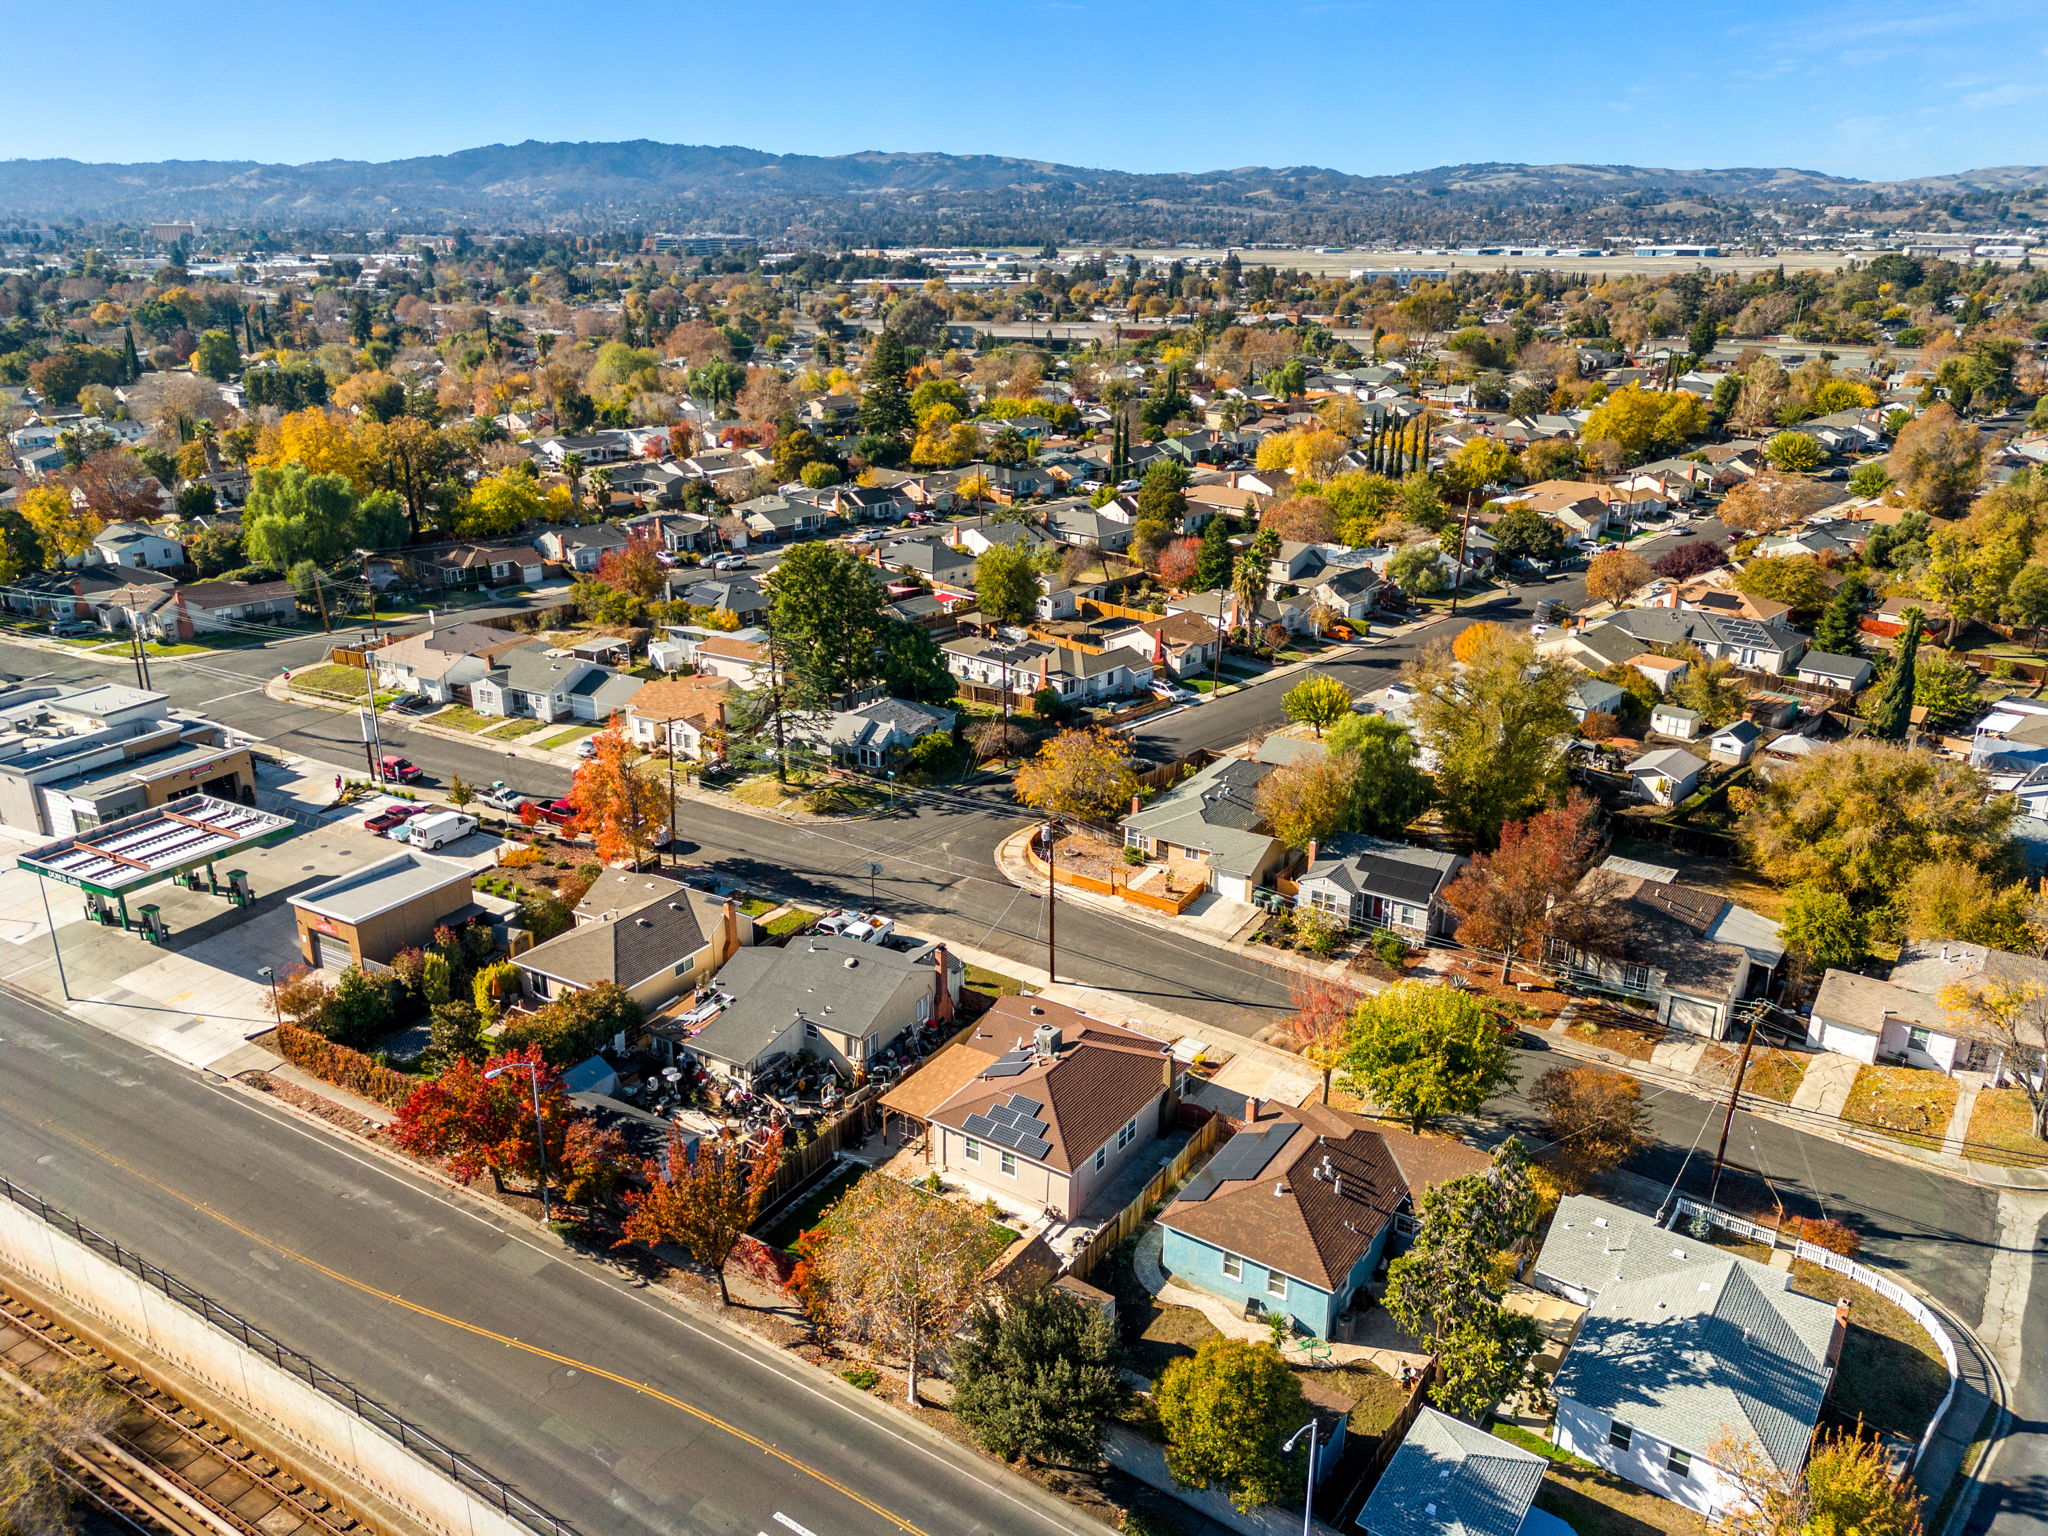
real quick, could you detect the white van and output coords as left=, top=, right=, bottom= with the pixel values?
left=399, top=810, right=478, bottom=851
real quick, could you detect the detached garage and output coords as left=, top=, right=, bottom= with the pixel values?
left=290, top=850, right=496, bottom=971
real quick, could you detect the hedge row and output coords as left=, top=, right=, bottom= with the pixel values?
left=273, top=1023, right=416, bottom=1110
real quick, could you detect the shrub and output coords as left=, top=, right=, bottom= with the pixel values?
left=272, top=1022, right=414, bottom=1109
left=1290, top=908, right=1344, bottom=957
left=272, top=968, right=334, bottom=1030
left=1123, top=845, right=1146, bottom=867
left=1372, top=930, right=1410, bottom=968
left=841, top=1367, right=881, bottom=1391
left=499, top=846, right=542, bottom=869
left=1785, top=1215, right=1861, bottom=1258
left=323, top=966, right=395, bottom=1049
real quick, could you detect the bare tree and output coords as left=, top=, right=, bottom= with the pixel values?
left=1939, top=980, right=2048, bottom=1139
left=0, top=1363, right=125, bottom=1535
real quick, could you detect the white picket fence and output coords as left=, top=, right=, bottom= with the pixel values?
left=1668, top=1198, right=1959, bottom=1470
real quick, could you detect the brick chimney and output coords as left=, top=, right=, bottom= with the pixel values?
left=1305, top=839, right=1318, bottom=868
left=721, top=896, right=742, bottom=952
left=1132, top=793, right=1142, bottom=815
left=931, top=943, right=954, bottom=1025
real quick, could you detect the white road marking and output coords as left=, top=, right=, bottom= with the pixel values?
left=773, top=1513, right=821, bottom=1536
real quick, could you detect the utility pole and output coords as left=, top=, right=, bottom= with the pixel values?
left=1042, top=819, right=1059, bottom=984
left=666, top=740, right=678, bottom=871
left=1448, top=499, right=1475, bottom=617
left=311, top=572, right=331, bottom=634
left=361, top=656, right=386, bottom=782
left=360, top=552, right=381, bottom=644
left=125, top=605, right=151, bottom=690
left=1708, top=1018, right=1760, bottom=1207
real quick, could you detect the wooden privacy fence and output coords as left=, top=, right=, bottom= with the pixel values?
left=1066, top=1111, right=1228, bottom=1280
left=1024, top=838, right=1208, bottom=915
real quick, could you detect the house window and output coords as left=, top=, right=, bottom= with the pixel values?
left=804, top=1022, right=820, bottom=1039
left=1667, top=1449, right=1691, bottom=1478
left=1265, top=1271, right=1288, bottom=1300
left=1620, top=962, right=1653, bottom=993
left=1907, top=1026, right=1932, bottom=1053
left=1609, top=1421, right=1634, bottom=1452
left=1095, top=1145, right=1107, bottom=1173
left=1117, top=1116, right=1139, bottom=1150
left=1222, top=1254, right=1243, bottom=1280
left=1000, top=1150, right=1017, bottom=1177
left=963, top=1137, right=981, bottom=1162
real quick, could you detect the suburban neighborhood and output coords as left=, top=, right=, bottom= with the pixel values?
left=3, top=39, right=2048, bottom=1536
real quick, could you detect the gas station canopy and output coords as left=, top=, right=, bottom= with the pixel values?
left=17, top=796, right=296, bottom=897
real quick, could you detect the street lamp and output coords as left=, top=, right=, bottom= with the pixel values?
left=867, top=860, right=883, bottom=907
left=1040, top=819, right=1061, bottom=984
left=484, top=1060, right=553, bottom=1224
left=1281, top=1417, right=1321, bottom=1536
left=257, top=966, right=278, bottom=1026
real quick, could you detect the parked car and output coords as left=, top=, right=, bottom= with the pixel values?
left=705, top=553, right=749, bottom=571
left=395, top=810, right=477, bottom=852
left=49, top=620, right=99, bottom=638
left=364, top=804, right=425, bottom=835
left=377, top=755, right=424, bottom=783
left=389, top=693, right=435, bottom=715
left=476, top=781, right=526, bottom=812
left=575, top=738, right=599, bottom=760
left=1151, top=682, right=1197, bottom=704
left=532, top=798, right=578, bottom=826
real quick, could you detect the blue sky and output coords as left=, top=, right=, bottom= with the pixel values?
left=5, top=0, right=2046, bottom=180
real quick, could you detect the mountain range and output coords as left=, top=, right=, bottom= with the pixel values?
left=4, top=140, right=2046, bottom=244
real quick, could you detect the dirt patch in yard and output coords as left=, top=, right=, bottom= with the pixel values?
left=1699, top=1043, right=1809, bottom=1103
left=1564, top=1015, right=1663, bottom=1061
left=1537, top=1462, right=1710, bottom=1536
left=1841, top=1064, right=1958, bottom=1151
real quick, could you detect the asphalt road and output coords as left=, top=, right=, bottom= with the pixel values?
left=0, top=988, right=1103, bottom=1536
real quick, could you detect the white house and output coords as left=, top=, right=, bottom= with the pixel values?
left=1806, top=940, right=2048, bottom=1075
left=1624, top=748, right=1705, bottom=806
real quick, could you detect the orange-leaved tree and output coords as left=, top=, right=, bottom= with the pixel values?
left=392, top=1045, right=572, bottom=1195
left=1285, top=974, right=1364, bottom=1104
left=565, top=717, right=670, bottom=866
left=595, top=532, right=668, bottom=602
left=618, top=1127, right=783, bottom=1306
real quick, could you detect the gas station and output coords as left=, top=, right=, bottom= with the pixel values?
left=15, top=796, right=298, bottom=944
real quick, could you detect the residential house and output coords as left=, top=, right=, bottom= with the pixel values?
left=1600, top=608, right=1808, bottom=676
left=369, top=623, right=538, bottom=704
left=134, top=580, right=298, bottom=641
left=1157, top=1101, right=1489, bottom=1340
left=1309, top=566, right=1389, bottom=625
left=1043, top=503, right=1133, bottom=554
left=880, top=536, right=978, bottom=589
left=535, top=432, right=631, bottom=466
left=1624, top=748, right=1706, bottom=807
left=1650, top=579, right=1793, bottom=630
left=1567, top=677, right=1629, bottom=723
left=1533, top=1196, right=1843, bottom=1516
left=814, top=696, right=958, bottom=768
left=416, top=542, right=548, bottom=590
left=921, top=995, right=1177, bottom=1222
left=469, top=649, right=606, bottom=723
left=1293, top=830, right=1465, bottom=938
left=4, top=565, right=174, bottom=624
left=564, top=666, right=643, bottom=724
left=1098, top=611, right=1223, bottom=679
left=737, top=493, right=834, bottom=543
left=1806, top=940, right=2048, bottom=1075
left=1120, top=752, right=1288, bottom=904
left=829, top=482, right=917, bottom=524
left=801, top=394, right=860, bottom=432
left=623, top=676, right=732, bottom=761
left=515, top=871, right=756, bottom=1015
left=535, top=523, right=632, bottom=573
left=1165, top=588, right=1315, bottom=636
left=622, top=510, right=716, bottom=553
left=689, top=635, right=772, bottom=689
left=91, top=522, right=184, bottom=571
left=667, top=934, right=962, bottom=1085
left=942, top=635, right=1153, bottom=708
left=1795, top=652, right=1874, bottom=693
left=667, top=573, right=768, bottom=625
left=956, top=520, right=1053, bottom=559
left=1549, top=862, right=1784, bottom=1037
left=1359, top=1411, right=1554, bottom=1536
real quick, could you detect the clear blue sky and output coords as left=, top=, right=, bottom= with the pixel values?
left=5, top=0, right=2046, bottom=181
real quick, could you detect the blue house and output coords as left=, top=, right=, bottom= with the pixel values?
left=1157, top=1102, right=1454, bottom=1339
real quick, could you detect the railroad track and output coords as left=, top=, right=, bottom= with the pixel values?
left=0, top=1291, right=372, bottom=1536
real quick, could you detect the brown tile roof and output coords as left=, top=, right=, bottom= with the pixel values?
left=926, top=996, right=1170, bottom=1174
left=697, top=636, right=765, bottom=662
left=1158, top=1101, right=1409, bottom=1292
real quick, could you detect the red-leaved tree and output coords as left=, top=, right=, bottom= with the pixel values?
left=618, top=1127, right=784, bottom=1305
left=1157, top=536, right=1202, bottom=591
left=595, top=532, right=668, bottom=602
left=1285, top=975, right=1364, bottom=1104
left=1442, top=792, right=1626, bottom=981
left=392, top=1045, right=572, bottom=1194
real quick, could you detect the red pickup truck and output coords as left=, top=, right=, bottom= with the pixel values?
left=377, top=755, right=423, bottom=783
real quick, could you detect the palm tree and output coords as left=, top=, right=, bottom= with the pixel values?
left=561, top=451, right=585, bottom=510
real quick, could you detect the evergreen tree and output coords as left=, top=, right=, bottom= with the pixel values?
left=120, top=323, right=140, bottom=383
left=858, top=330, right=913, bottom=439
left=1193, top=514, right=1235, bottom=592
left=949, top=1285, right=1123, bottom=1467
left=1866, top=607, right=1922, bottom=740
left=1812, top=573, right=1865, bottom=656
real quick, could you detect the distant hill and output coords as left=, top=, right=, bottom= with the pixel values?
left=3, top=140, right=2044, bottom=244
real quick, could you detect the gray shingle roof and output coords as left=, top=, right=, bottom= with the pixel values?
left=1359, top=1410, right=1545, bottom=1536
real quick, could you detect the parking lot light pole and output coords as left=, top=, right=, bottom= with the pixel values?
left=257, top=965, right=278, bottom=1026
left=1282, top=1418, right=1319, bottom=1536
left=34, top=875, right=70, bottom=1001
left=485, top=1060, right=552, bottom=1224
left=1041, top=819, right=1061, bottom=984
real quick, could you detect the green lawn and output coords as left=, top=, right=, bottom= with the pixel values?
left=1490, top=1422, right=1597, bottom=1470
left=427, top=705, right=502, bottom=733
left=757, top=1162, right=865, bottom=1252
left=763, top=907, right=819, bottom=938
left=292, top=663, right=378, bottom=699
left=495, top=718, right=547, bottom=738
left=963, top=963, right=1030, bottom=1001
left=536, top=726, right=598, bottom=750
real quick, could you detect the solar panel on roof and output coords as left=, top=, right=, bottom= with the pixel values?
left=985, top=1104, right=1019, bottom=1126
left=1016, top=1135, right=1052, bottom=1161
left=1007, top=1094, right=1043, bottom=1115
left=986, top=1124, right=1022, bottom=1149
left=980, top=1060, right=1027, bottom=1078
left=962, top=1114, right=998, bottom=1138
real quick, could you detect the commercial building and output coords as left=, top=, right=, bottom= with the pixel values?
left=289, top=850, right=504, bottom=971
left=0, top=684, right=256, bottom=837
